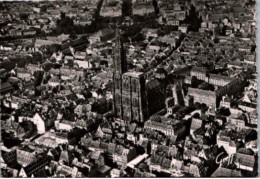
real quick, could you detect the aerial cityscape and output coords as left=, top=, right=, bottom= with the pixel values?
left=0, top=0, right=257, bottom=177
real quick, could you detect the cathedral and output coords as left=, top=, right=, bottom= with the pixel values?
left=112, top=28, right=148, bottom=123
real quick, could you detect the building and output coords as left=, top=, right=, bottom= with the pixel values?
left=211, top=167, right=242, bottom=177
left=234, top=148, right=256, bottom=172
left=144, top=115, right=187, bottom=138
left=100, top=0, right=122, bottom=17
left=146, top=79, right=165, bottom=116
left=19, top=156, right=51, bottom=177
left=187, top=88, right=216, bottom=107
left=172, top=81, right=184, bottom=106
left=112, top=28, right=148, bottom=123
left=133, top=0, right=154, bottom=16
left=16, top=148, right=37, bottom=167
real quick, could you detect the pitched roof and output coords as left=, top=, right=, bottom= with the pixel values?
left=234, top=153, right=255, bottom=168
left=24, top=156, right=51, bottom=177
left=146, top=79, right=161, bottom=90
left=59, top=150, right=74, bottom=164
left=1, top=82, right=13, bottom=93
left=237, top=148, right=254, bottom=155
left=2, top=150, right=18, bottom=168
left=211, top=167, right=242, bottom=177
left=190, top=118, right=203, bottom=131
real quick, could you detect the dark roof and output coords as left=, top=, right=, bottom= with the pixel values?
left=1, top=82, right=13, bottom=93
left=239, top=101, right=257, bottom=109
left=155, top=67, right=167, bottom=74
left=2, top=150, right=19, bottom=168
left=211, top=167, right=241, bottom=177
left=146, top=79, right=161, bottom=90
left=0, top=68, right=7, bottom=74
left=24, top=155, right=51, bottom=177
left=59, top=150, right=74, bottom=164
left=237, top=148, right=254, bottom=155
left=234, top=153, right=255, bottom=168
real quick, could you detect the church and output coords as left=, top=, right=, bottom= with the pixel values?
left=112, top=28, right=148, bottom=123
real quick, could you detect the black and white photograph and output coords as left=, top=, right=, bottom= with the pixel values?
left=0, top=0, right=258, bottom=177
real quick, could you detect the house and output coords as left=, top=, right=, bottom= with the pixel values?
left=216, top=129, right=246, bottom=155
left=80, top=139, right=136, bottom=167
left=238, top=101, right=257, bottom=113
left=147, top=45, right=160, bottom=55
left=167, top=17, right=180, bottom=26
left=16, top=68, right=31, bottom=81
left=149, top=154, right=172, bottom=173
left=26, top=64, right=43, bottom=75
left=226, top=113, right=247, bottom=130
left=190, top=118, right=203, bottom=136
left=56, top=164, right=79, bottom=177
left=144, top=115, right=187, bottom=138
left=134, top=169, right=156, bottom=177
left=74, top=104, right=88, bottom=116
left=89, top=28, right=115, bottom=44
left=30, top=113, right=46, bottom=134
left=2, top=150, right=17, bottom=168
left=0, top=68, right=8, bottom=78
left=198, top=145, right=223, bottom=161
left=59, top=149, right=75, bottom=165
left=158, top=33, right=181, bottom=48
left=113, top=145, right=136, bottom=167
left=48, top=76, right=60, bottom=87
left=234, top=148, right=256, bottom=172
left=178, top=24, right=190, bottom=33
left=133, top=0, right=154, bottom=16
left=16, top=148, right=37, bottom=167
left=96, top=123, right=113, bottom=140
left=151, top=144, right=179, bottom=158
left=211, top=166, right=241, bottom=177
left=74, top=59, right=92, bottom=69
left=4, top=96, right=27, bottom=109
left=74, top=51, right=86, bottom=60
left=35, top=39, right=56, bottom=48
left=25, top=112, right=55, bottom=134
left=140, top=28, right=158, bottom=39
left=187, top=162, right=208, bottom=177
left=19, top=156, right=51, bottom=177
left=0, top=82, right=14, bottom=94
left=56, top=131, right=77, bottom=146
left=100, top=0, right=122, bottom=17
left=183, top=148, right=201, bottom=163
left=56, top=120, right=74, bottom=131
left=220, top=95, right=233, bottom=108
left=136, top=137, right=150, bottom=153
left=110, top=168, right=121, bottom=177
left=23, top=29, right=36, bottom=36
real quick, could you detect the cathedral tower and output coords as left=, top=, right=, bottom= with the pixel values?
left=113, top=28, right=127, bottom=74
left=113, top=27, right=127, bottom=119
left=112, top=27, right=148, bottom=123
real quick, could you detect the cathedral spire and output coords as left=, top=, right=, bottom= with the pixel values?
left=113, top=26, right=127, bottom=74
